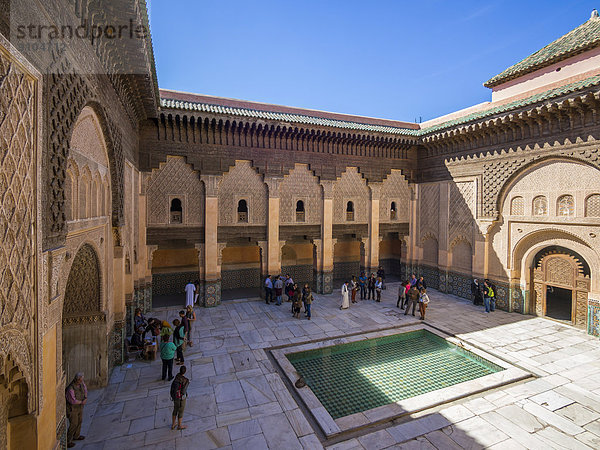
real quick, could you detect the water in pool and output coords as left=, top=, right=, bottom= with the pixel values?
left=287, top=329, right=503, bottom=419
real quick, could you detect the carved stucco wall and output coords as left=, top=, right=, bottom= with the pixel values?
left=449, top=181, right=475, bottom=245
left=219, top=160, right=267, bottom=226
left=63, top=244, right=101, bottom=316
left=333, top=167, right=368, bottom=224
left=0, top=43, right=38, bottom=425
left=380, top=170, right=410, bottom=223
left=452, top=239, right=472, bottom=272
left=492, top=159, right=600, bottom=280
left=280, top=164, right=322, bottom=224
left=147, top=156, right=204, bottom=226
left=419, top=183, right=439, bottom=239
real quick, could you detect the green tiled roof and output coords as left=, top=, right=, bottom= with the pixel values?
left=159, top=98, right=420, bottom=136
left=485, top=11, right=600, bottom=87
left=421, top=74, right=600, bottom=135
left=160, top=74, right=600, bottom=138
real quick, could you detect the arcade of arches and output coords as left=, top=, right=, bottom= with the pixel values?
left=2, top=3, right=600, bottom=449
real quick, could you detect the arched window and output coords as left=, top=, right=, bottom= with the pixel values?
left=170, top=198, right=182, bottom=224
left=296, top=200, right=305, bottom=222
left=557, top=195, right=574, bottom=217
left=238, top=199, right=248, bottom=223
left=346, top=201, right=354, bottom=221
left=390, top=201, right=397, bottom=220
left=533, top=196, right=547, bottom=216
left=510, top=196, right=524, bottom=215
left=585, top=194, right=600, bottom=217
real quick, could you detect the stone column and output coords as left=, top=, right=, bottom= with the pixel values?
left=201, top=175, right=222, bottom=307
left=265, top=178, right=282, bottom=276
left=257, top=240, right=268, bottom=299
left=195, top=243, right=205, bottom=306
left=438, top=182, right=450, bottom=292
left=146, top=245, right=158, bottom=312
left=318, top=181, right=335, bottom=293
left=366, top=183, right=381, bottom=274
left=406, top=184, right=419, bottom=276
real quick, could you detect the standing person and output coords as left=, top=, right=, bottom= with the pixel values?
left=367, top=273, right=376, bottom=300
left=173, top=319, right=186, bottom=365
left=286, top=280, right=295, bottom=306
left=483, top=280, right=495, bottom=313
left=134, top=308, right=147, bottom=332
left=170, top=365, right=190, bottom=431
left=377, top=266, right=386, bottom=290
left=274, top=276, right=284, bottom=306
left=350, top=276, right=358, bottom=303
left=184, top=280, right=195, bottom=308
left=409, top=273, right=417, bottom=287
left=65, top=372, right=87, bottom=448
left=471, top=279, right=483, bottom=306
left=194, top=280, right=200, bottom=305
left=418, top=288, right=430, bottom=320
left=404, top=285, right=419, bottom=316
left=302, top=283, right=310, bottom=314
left=375, top=277, right=383, bottom=302
left=304, top=287, right=314, bottom=320
left=185, top=305, right=196, bottom=347
left=160, top=334, right=177, bottom=381
left=417, top=276, right=427, bottom=291
left=340, top=281, right=350, bottom=310
left=264, top=275, right=273, bottom=304
left=179, top=310, right=189, bottom=344
left=397, top=281, right=406, bottom=308
left=285, top=274, right=294, bottom=301
left=358, top=272, right=367, bottom=300
left=292, top=290, right=303, bottom=318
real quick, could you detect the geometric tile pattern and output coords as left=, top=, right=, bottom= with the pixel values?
left=288, top=330, right=501, bottom=419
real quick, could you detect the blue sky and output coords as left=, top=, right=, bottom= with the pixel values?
left=149, top=0, right=598, bottom=123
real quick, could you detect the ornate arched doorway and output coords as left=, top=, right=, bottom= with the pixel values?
left=62, top=244, right=107, bottom=387
left=532, top=247, right=590, bottom=326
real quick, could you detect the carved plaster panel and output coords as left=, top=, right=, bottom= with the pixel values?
left=379, top=170, right=410, bottom=223
left=218, top=161, right=267, bottom=226
left=280, top=164, right=322, bottom=225
left=147, top=156, right=204, bottom=225
left=333, top=167, right=369, bottom=224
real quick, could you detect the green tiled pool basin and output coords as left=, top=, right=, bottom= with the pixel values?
left=287, top=330, right=504, bottom=419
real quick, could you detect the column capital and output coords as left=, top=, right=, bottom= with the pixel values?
left=217, top=242, right=227, bottom=266
left=321, top=180, right=334, bottom=199
left=265, top=177, right=283, bottom=198
left=368, top=182, right=382, bottom=200
left=201, top=174, right=222, bottom=197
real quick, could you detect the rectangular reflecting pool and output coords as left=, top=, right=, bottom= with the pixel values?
left=286, top=329, right=504, bottom=419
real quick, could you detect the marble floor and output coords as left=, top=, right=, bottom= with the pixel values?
left=79, top=284, right=600, bottom=449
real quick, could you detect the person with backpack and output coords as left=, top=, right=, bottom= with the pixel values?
left=173, top=319, right=186, bottom=365
left=170, top=365, right=190, bottom=430
left=483, top=279, right=495, bottom=313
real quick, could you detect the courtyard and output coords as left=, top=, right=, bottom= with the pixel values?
left=77, top=284, right=600, bottom=450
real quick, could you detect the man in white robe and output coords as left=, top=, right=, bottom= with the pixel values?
left=184, top=281, right=195, bottom=308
